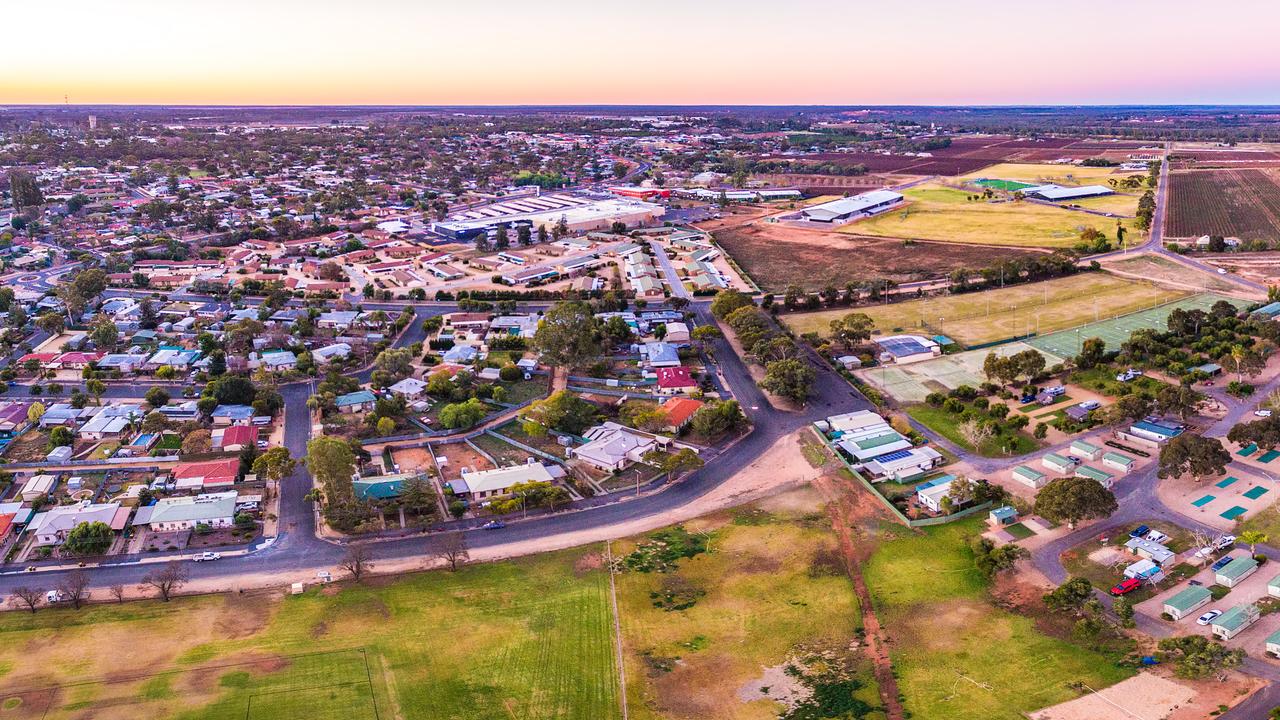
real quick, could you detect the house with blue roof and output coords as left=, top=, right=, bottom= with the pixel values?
left=335, top=390, right=378, bottom=414
left=1129, top=417, right=1185, bottom=443
left=211, top=404, right=255, bottom=425
left=915, top=474, right=956, bottom=514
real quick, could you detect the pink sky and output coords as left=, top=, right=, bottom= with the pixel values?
left=4, top=0, right=1279, bottom=105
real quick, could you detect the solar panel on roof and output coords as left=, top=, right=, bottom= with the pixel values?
left=872, top=449, right=913, bottom=463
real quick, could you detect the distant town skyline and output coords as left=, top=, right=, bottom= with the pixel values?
left=5, top=0, right=1280, bottom=106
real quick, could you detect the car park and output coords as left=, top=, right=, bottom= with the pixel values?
left=1197, top=609, right=1222, bottom=626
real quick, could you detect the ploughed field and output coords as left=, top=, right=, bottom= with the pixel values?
left=1166, top=168, right=1280, bottom=241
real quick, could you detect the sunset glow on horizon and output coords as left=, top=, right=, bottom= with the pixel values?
left=6, top=0, right=1280, bottom=106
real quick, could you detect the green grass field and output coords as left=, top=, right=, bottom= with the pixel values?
left=863, top=519, right=1133, bottom=720
left=0, top=551, right=621, bottom=720
left=615, top=493, right=879, bottom=720
left=843, top=182, right=1143, bottom=248
left=905, top=405, right=1040, bottom=457
left=782, top=273, right=1188, bottom=346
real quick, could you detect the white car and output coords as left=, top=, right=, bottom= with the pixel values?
left=1256, top=410, right=1273, bottom=418
left=1197, top=609, right=1222, bottom=626
left=1194, top=534, right=1236, bottom=558
left=1217, top=268, right=1228, bottom=275
left=193, top=552, right=222, bottom=562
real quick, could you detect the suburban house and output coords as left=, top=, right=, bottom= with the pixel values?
left=171, top=458, right=241, bottom=490
left=655, top=366, right=698, bottom=395
left=388, top=377, right=428, bottom=400
left=572, top=422, right=665, bottom=471
left=1163, top=585, right=1213, bottom=620
left=132, top=491, right=237, bottom=532
left=640, top=342, right=681, bottom=368
left=26, top=500, right=128, bottom=547
left=211, top=404, right=255, bottom=425
left=258, top=349, right=298, bottom=372
left=20, top=474, right=57, bottom=501
left=213, top=425, right=257, bottom=452
left=312, top=343, right=352, bottom=365
left=78, top=404, right=145, bottom=440
left=335, top=390, right=378, bottom=414
left=1212, top=604, right=1260, bottom=641
left=660, top=397, right=704, bottom=432
left=449, top=462, right=559, bottom=503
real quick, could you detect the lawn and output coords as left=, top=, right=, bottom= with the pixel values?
left=0, top=550, right=621, bottom=720
left=863, top=519, right=1133, bottom=720
left=616, top=491, right=882, bottom=720
left=844, top=182, right=1143, bottom=248
left=1058, top=520, right=1198, bottom=603
left=906, top=404, right=1040, bottom=458
left=469, top=431, right=539, bottom=466
left=780, top=273, right=1185, bottom=346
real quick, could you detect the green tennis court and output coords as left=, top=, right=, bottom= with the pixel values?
left=1245, top=486, right=1270, bottom=500
left=1221, top=506, right=1248, bottom=520
left=1260, top=450, right=1280, bottom=464
left=1217, top=476, right=1239, bottom=488
left=1025, top=294, right=1247, bottom=359
left=1192, top=495, right=1216, bottom=507
left=972, top=178, right=1037, bottom=192
left=1238, top=444, right=1259, bottom=457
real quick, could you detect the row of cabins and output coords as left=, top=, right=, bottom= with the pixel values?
left=1011, top=440, right=1135, bottom=491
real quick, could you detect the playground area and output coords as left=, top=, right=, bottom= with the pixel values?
left=1024, top=293, right=1245, bottom=359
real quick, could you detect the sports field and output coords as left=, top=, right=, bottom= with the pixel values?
left=0, top=550, right=622, bottom=720
left=1025, top=293, right=1245, bottom=358
left=783, top=273, right=1189, bottom=346
left=845, top=182, right=1143, bottom=247
left=971, top=178, right=1035, bottom=192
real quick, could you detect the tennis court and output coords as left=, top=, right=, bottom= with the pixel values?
left=1025, top=294, right=1246, bottom=359
left=857, top=340, right=1065, bottom=403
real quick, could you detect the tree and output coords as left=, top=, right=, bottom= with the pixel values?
left=306, top=436, right=356, bottom=504
left=145, top=387, right=170, bottom=409
left=690, top=324, right=722, bottom=355
left=340, top=545, right=373, bottom=582
left=1156, top=385, right=1202, bottom=421
left=1158, top=434, right=1230, bottom=482
left=181, top=429, right=212, bottom=455
left=1075, top=337, right=1106, bottom=370
left=63, top=521, right=113, bottom=555
left=1043, top=576, right=1095, bottom=613
left=11, top=586, right=43, bottom=613
left=140, top=561, right=189, bottom=601
left=644, top=447, right=704, bottom=483
left=35, top=311, right=64, bottom=336
left=57, top=570, right=91, bottom=610
left=524, top=390, right=600, bottom=435
left=709, top=290, right=753, bottom=320
left=108, top=584, right=126, bottom=603
left=829, top=312, right=874, bottom=351
left=1158, top=635, right=1245, bottom=679
left=26, top=402, right=45, bottom=425
left=759, top=359, right=816, bottom=405
left=398, top=475, right=438, bottom=518
left=970, top=537, right=1028, bottom=578
left=7, top=169, right=44, bottom=211
left=251, top=446, right=296, bottom=483
left=532, top=301, right=602, bottom=369
left=89, top=316, right=119, bottom=351
left=1228, top=415, right=1280, bottom=451
left=1222, top=344, right=1266, bottom=382
left=376, top=416, right=396, bottom=436
left=1033, top=477, right=1118, bottom=528
left=372, top=347, right=414, bottom=384
left=1112, top=595, right=1135, bottom=628
left=435, top=530, right=470, bottom=571
left=689, top=399, right=747, bottom=438
left=49, top=425, right=73, bottom=449
left=85, top=378, right=106, bottom=406
left=1240, top=530, right=1269, bottom=556
left=957, top=419, right=994, bottom=451
left=438, top=397, right=489, bottom=429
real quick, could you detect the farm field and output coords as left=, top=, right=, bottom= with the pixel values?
left=1166, top=168, right=1280, bottom=240
left=1059, top=191, right=1141, bottom=216
left=0, top=550, right=621, bottom=720
left=845, top=183, right=1143, bottom=248
left=958, top=162, right=1144, bottom=187
left=709, top=219, right=1046, bottom=292
left=863, top=519, right=1133, bottom=720
left=617, top=489, right=882, bottom=720
left=1101, top=253, right=1246, bottom=295
left=781, top=273, right=1187, bottom=346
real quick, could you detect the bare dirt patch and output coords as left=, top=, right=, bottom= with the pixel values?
left=1028, top=672, right=1196, bottom=720
left=708, top=219, right=1047, bottom=292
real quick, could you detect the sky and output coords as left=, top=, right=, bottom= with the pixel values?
left=5, top=0, right=1280, bottom=106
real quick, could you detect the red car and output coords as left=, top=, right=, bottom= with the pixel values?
left=1110, top=578, right=1141, bottom=596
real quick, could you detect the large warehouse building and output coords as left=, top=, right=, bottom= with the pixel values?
left=432, top=193, right=664, bottom=241
left=799, top=189, right=904, bottom=224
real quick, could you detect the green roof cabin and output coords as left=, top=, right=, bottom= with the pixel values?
left=1162, top=585, right=1212, bottom=620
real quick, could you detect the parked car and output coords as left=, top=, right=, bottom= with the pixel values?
left=44, top=590, right=66, bottom=603
left=1145, top=530, right=1171, bottom=544
left=1217, top=268, right=1228, bottom=275
left=1129, top=525, right=1151, bottom=539
left=1256, top=410, right=1273, bottom=418
left=481, top=520, right=506, bottom=530
left=193, top=552, right=222, bottom=562
left=1210, top=555, right=1235, bottom=572
left=1197, top=609, right=1222, bottom=626
left=1067, top=455, right=1082, bottom=464
left=1196, top=535, right=1236, bottom=559
left=1110, top=578, right=1142, bottom=596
